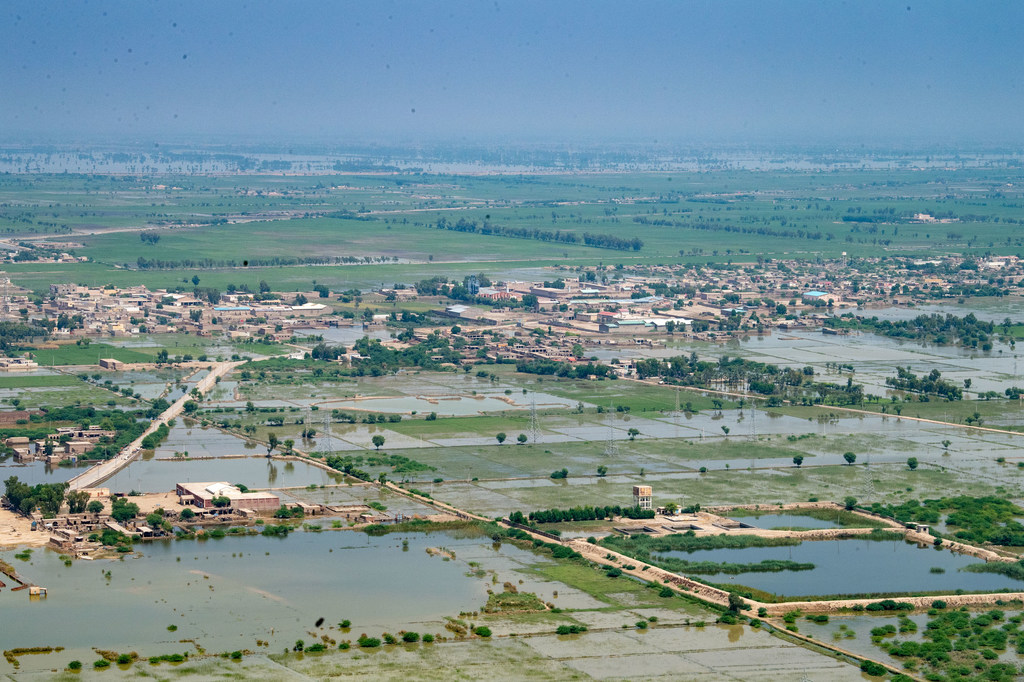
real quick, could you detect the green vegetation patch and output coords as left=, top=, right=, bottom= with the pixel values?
left=869, top=496, right=1024, bottom=546
left=483, top=590, right=548, bottom=614
left=601, top=532, right=813, bottom=576
left=875, top=607, right=1023, bottom=682
left=0, top=374, right=81, bottom=388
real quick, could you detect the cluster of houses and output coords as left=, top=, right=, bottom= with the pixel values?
left=17, top=283, right=332, bottom=340
left=4, top=425, right=116, bottom=464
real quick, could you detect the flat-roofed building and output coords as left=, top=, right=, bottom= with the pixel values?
left=176, top=481, right=280, bottom=512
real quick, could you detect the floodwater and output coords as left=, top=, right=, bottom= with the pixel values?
left=152, top=424, right=254, bottom=459
left=638, top=318, right=1022, bottom=398
left=0, top=458, right=84, bottom=486
left=294, top=323, right=390, bottom=346
left=315, top=391, right=575, bottom=416
left=656, top=537, right=1024, bottom=596
left=727, top=512, right=844, bottom=530
left=0, top=529, right=504, bottom=670
left=99, top=456, right=342, bottom=493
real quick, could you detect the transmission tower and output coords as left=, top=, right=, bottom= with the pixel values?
left=529, top=393, right=540, bottom=444
left=321, top=411, right=332, bottom=454
left=861, top=456, right=876, bottom=500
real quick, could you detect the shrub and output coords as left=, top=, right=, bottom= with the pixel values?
left=116, top=654, right=133, bottom=664
left=555, top=624, right=588, bottom=635
left=473, top=626, right=492, bottom=638
left=68, top=660, right=82, bottom=670
left=357, top=635, right=381, bottom=648
left=402, top=631, right=420, bottom=643
left=860, top=660, right=887, bottom=676
left=94, top=659, right=111, bottom=668
left=659, top=587, right=674, bottom=598
left=422, top=634, right=434, bottom=643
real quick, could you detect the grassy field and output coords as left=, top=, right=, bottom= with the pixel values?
left=8, top=169, right=1024, bottom=293
left=0, top=374, right=81, bottom=388
left=26, top=343, right=155, bottom=366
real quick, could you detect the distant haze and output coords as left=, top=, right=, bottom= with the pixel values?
left=2, top=1, right=1022, bottom=146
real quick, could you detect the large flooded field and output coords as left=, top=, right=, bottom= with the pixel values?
left=659, top=537, right=1024, bottom=597
left=0, top=529, right=500, bottom=670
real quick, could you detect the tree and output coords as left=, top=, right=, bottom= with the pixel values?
left=495, top=432, right=507, bottom=445
left=843, top=452, right=857, bottom=465
left=180, top=507, right=195, bottom=520
left=907, top=457, right=919, bottom=471
left=571, top=343, right=584, bottom=359
left=550, top=468, right=568, bottom=479
left=721, top=426, right=730, bottom=436
left=283, top=438, right=295, bottom=453
left=597, top=465, right=608, bottom=477
left=191, top=275, right=201, bottom=286
left=110, top=498, right=139, bottom=523
left=211, top=496, right=231, bottom=508
left=843, top=496, right=857, bottom=510
left=727, top=592, right=746, bottom=613
left=941, top=439, right=951, bottom=450
left=66, top=489, right=90, bottom=514
left=517, top=433, right=528, bottom=445
left=627, top=428, right=640, bottom=441
left=792, top=455, right=804, bottom=467
left=267, top=432, right=279, bottom=455
left=371, top=435, right=385, bottom=450
left=87, top=500, right=104, bottom=514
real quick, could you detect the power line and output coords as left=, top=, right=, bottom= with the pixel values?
left=603, top=400, right=618, bottom=457
left=529, top=392, right=540, bottom=444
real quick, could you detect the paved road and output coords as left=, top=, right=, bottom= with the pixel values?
left=68, top=360, right=243, bottom=490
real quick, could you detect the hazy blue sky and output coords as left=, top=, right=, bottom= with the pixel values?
left=2, top=1, right=1021, bottom=144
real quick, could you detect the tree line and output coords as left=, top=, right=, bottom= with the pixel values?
left=633, top=216, right=826, bottom=242
left=509, top=505, right=655, bottom=524
left=430, top=217, right=643, bottom=251
left=885, top=367, right=963, bottom=400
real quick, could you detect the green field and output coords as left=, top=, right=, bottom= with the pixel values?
left=8, top=169, right=1024, bottom=294
left=0, top=374, right=81, bottom=388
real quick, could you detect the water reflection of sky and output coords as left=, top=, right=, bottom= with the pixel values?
left=657, top=537, right=1024, bottom=596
